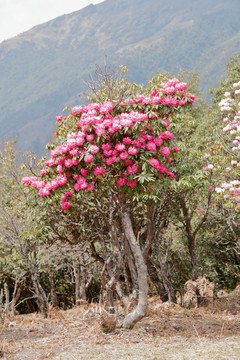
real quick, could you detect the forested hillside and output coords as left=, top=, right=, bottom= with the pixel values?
left=0, top=0, right=240, bottom=153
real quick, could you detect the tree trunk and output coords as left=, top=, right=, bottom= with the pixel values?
left=48, top=269, right=58, bottom=307
left=4, top=283, right=10, bottom=314
left=179, top=197, right=199, bottom=280
left=121, top=204, right=148, bottom=329
left=188, top=235, right=199, bottom=280
left=146, top=257, right=168, bottom=302
left=124, top=237, right=138, bottom=294
left=73, top=259, right=87, bottom=305
left=31, top=270, right=48, bottom=317
left=156, top=252, right=176, bottom=303
left=10, top=276, right=26, bottom=316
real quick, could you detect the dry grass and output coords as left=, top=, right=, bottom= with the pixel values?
left=0, top=298, right=240, bottom=359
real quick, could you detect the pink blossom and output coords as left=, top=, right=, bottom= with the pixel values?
left=61, top=202, right=71, bottom=211
left=44, top=159, right=56, bottom=167
left=95, top=126, right=105, bottom=137
left=81, top=168, right=88, bottom=177
left=57, top=158, right=64, bottom=165
left=160, top=131, right=173, bottom=140
left=106, top=157, right=115, bottom=166
left=120, top=152, right=129, bottom=160
left=115, top=143, right=126, bottom=152
left=65, top=191, right=73, bottom=197
left=57, top=165, right=63, bottom=174
left=39, top=188, right=51, bottom=197
left=73, top=183, right=81, bottom=191
left=56, top=175, right=67, bottom=186
left=128, top=146, right=138, bottom=155
left=160, top=147, right=170, bottom=157
left=127, top=179, right=136, bottom=188
left=124, top=159, right=134, bottom=166
left=89, top=145, right=99, bottom=154
left=87, top=184, right=94, bottom=192
left=103, top=150, right=113, bottom=157
left=171, top=147, right=179, bottom=153
left=153, top=138, right=163, bottom=146
left=179, top=100, right=186, bottom=106
left=84, top=154, right=93, bottom=163
left=127, top=165, right=138, bottom=175
left=132, top=139, right=141, bottom=148
left=122, top=118, right=133, bottom=127
left=72, top=106, right=83, bottom=116
left=122, top=137, right=132, bottom=145
left=167, top=171, right=175, bottom=178
left=161, top=97, right=172, bottom=106
left=99, top=101, right=114, bottom=114
left=102, top=143, right=112, bottom=151
left=149, top=158, right=160, bottom=168
left=55, top=115, right=63, bottom=122
left=93, top=166, right=105, bottom=176
left=163, top=119, right=170, bottom=128
left=150, top=89, right=159, bottom=97
left=117, top=177, right=127, bottom=186
left=79, top=182, right=88, bottom=190
left=146, top=142, right=157, bottom=153
left=87, top=134, right=94, bottom=142
left=72, top=159, right=80, bottom=166
left=157, top=164, right=167, bottom=173
left=64, top=159, right=73, bottom=168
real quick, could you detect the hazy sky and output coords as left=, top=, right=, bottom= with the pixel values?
left=0, top=0, right=104, bottom=43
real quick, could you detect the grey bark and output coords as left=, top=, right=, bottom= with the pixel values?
left=121, top=204, right=148, bottom=329
left=31, top=272, right=49, bottom=317
left=146, top=257, right=168, bottom=302
left=73, top=257, right=87, bottom=305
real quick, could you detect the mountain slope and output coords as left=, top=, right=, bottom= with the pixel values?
left=0, top=0, right=239, bottom=153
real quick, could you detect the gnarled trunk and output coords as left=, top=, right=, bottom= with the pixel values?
left=31, top=272, right=49, bottom=317
left=146, top=257, right=168, bottom=302
left=73, top=258, right=87, bottom=305
left=121, top=204, right=148, bottom=329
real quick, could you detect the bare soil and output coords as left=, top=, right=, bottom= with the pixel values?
left=1, top=297, right=240, bottom=360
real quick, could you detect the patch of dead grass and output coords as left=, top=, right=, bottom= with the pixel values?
left=0, top=299, right=239, bottom=359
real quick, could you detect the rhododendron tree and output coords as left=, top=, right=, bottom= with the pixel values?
left=22, top=79, right=195, bottom=207
left=22, top=74, right=195, bottom=328
left=209, top=81, right=240, bottom=210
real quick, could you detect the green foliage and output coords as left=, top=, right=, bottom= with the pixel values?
left=210, top=53, right=240, bottom=103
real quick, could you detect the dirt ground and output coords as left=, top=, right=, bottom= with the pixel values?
left=1, top=297, right=240, bottom=360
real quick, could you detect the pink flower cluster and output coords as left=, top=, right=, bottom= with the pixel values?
left=122, top=78, right=195, bottom=107
left=22, top=78, right=195, bottom=210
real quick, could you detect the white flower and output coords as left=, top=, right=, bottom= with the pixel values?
left=215, top=187, right=225, bottom=193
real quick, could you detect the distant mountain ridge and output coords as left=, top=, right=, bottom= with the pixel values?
left=0, top=0, right=240, bottom=153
